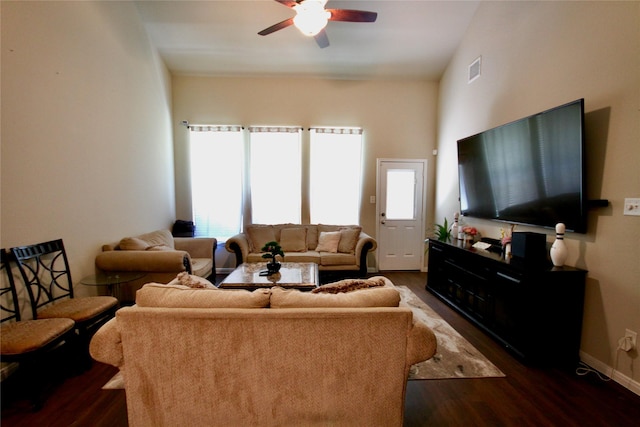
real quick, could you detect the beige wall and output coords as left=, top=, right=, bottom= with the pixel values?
left=436, top=1, right=640, bottom=390
left=172, top=76, right=438, bottom=269
left=1, top=1, right=176, bottom=294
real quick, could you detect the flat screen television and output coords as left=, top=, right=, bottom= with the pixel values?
left=457, top=99, right=587, bottom=233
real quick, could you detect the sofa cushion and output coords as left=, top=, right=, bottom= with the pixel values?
left=312, top=277, right=386, bottom=294
left=280, top=227, right=307, bottom=252
left=338, top=227, right=361, bottom=254
left=318, top=224, right=360, bottom=233
left=246, top=225, right=276, bottom=252
left=305, top=225, right=318, bottom=250
left=315, top=231, right=341, bottom=253
left=320, top=252, right=355, bottom=266
left=136, top=283, right=271, bottom=308
left=191, top=257, right=214, bottom=278
left=275, top=252, right=321, bottom=264
left=119, top=237, right=150, bottom=251
left=270, top=286, right=400, bottom=308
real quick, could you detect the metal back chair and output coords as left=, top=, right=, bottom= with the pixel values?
left=1, top=249, right=23, bottom=323
left=10, top=239, right=75, bottom=318
left=11, top=239, right=118, bottom=367
left=1, top=248, right=77, bottom=410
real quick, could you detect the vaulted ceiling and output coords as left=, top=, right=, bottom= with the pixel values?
left=135, top=0, right=480, bottom=80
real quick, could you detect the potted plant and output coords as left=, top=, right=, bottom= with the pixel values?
left=433, top=218, right=452, bottom=242
left=425, top=218, right=452, bottom=254
left=261, top=241, right=284, bottom=275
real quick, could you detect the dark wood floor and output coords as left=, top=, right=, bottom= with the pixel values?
left=2, top=271, right=640, bottom=426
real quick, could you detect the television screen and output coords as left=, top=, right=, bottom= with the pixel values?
left=457, top=99, right=587, bottom=233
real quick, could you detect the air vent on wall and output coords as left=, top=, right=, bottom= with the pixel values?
left=468, top=56, right=481, bottom=83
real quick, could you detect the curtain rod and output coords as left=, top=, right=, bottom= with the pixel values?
left=181, top=121, right=361, bottom=134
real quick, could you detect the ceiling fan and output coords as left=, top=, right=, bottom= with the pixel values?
left=258, top=0, right=378, bottom=48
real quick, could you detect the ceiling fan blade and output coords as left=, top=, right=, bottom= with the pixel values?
left=258, top=17, right=295, bottom=36
left=327, top=9, right=378, bottom=23
left=314, top=29, right=330, bottom=48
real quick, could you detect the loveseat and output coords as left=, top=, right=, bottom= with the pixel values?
left=225, top=224, right=377, bottom=277
left=90, top=276, right=436, bottom=427
left=95, top=229, right=216, bottom=302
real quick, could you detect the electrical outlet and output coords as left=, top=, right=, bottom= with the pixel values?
left=625, top=329, right=637, bottom=350
left=623, top=198, right=640, bottom=216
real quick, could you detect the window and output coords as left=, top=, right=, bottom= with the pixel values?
left=385, top=169, right=416, bottom=220
left=189, top=125, right=363, bottom=239
left=249, top=127, right=302, bottom=224
left=309, top=128, right=363, bottom=224
left=189, top=126, right=243, bottom=240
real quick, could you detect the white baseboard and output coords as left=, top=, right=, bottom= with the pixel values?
left=580, top=351, right=640, bottom=396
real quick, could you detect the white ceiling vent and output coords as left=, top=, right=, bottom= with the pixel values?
left=468, top=56, right=481, bottom=83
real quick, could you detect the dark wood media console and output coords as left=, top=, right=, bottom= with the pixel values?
left=426, top=239, right=587, bottom=368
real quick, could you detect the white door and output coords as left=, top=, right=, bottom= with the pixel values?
left=376, top=159, right=427, bottom=271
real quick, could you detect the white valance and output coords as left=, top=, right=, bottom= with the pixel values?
left=311, top=127, right=363, bottom=135
left=248, top=126, right=302, bottom=133
left=188, top=125, right=243, bottom=132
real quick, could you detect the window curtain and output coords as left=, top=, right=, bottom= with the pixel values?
left=248, top=126, right=302, bottom=224
left=309, top=127, right=363, bottom=224
left=189, top=125, right=243, bottom=240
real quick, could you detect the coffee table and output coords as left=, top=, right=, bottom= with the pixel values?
left=219, top=262, right=319, bottom=291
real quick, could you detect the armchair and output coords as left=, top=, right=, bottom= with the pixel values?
left=95, top=230, right=216, bottom=302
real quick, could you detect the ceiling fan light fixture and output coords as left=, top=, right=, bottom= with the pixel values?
left=293, top=0, right=330, bottom=36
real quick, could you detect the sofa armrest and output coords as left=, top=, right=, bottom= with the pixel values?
left=225, top=233, right=250, bottom=266
left=406, top=320, right=437, bottom=366
left=174, top=237, right=217, bottom=259
left=355, top=232, right=377, bottom=275
left=89, top=317, right=124, bottom=368
left=96, top=250, right=190, bottom=273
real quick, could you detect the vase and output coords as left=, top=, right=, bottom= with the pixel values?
left=267, top=261, right=281, bottom=275
left=550, top=223, right=568, bottom=267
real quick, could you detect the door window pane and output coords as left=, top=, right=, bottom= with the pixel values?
left=385, top=169, right=416, bottom=220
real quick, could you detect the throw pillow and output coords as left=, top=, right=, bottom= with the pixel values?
left=146, top=245, right=173, bottom=251
left=337, top=227, right=361, bottom=254
left=315, top=231, right=341, bottom=253
left=311, top=277, right=386, bottom=294
left=118, top=237, right=149, bottom=251
left=136, top=229, right=175, bottom=249
left=168, top=272, right=216, bottom=289
left=270, top=286, right=400, bottom=308
left=280, top=227, right=307, bottom=252
left=246, top=225, right=276, bottom=252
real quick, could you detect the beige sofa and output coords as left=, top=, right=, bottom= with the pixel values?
left=225, top=224, right=377, bottom=277
left=95, top=229, right=216, bottom=302
left=90, top=276, right=436, bottom=427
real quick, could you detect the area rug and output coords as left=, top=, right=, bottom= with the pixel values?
left=102, top=372, right=124, bottom=389
left=397, top=286, right=505, bottom=380
left=103, top=287, right=504, bottom=389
